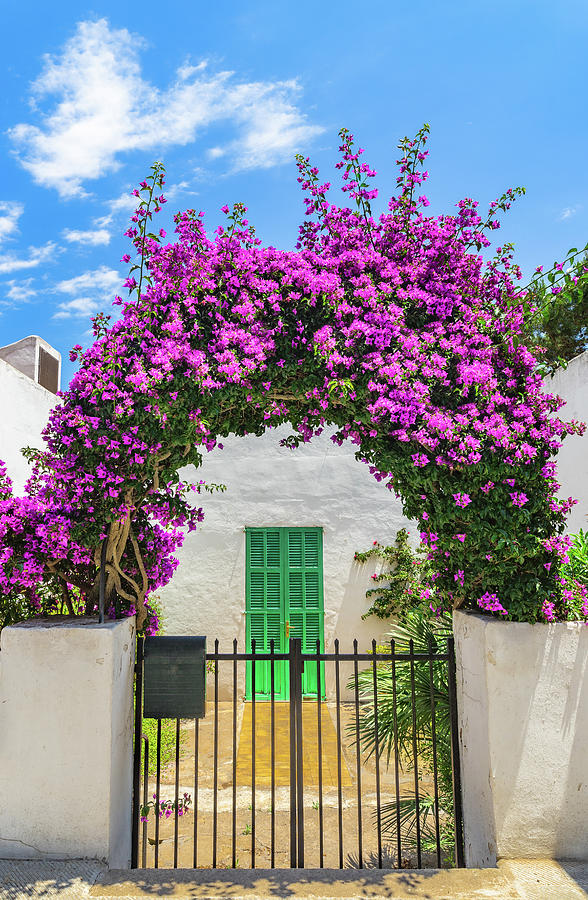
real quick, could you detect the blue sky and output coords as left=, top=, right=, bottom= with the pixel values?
left=2, top=0, right=587, bottom=386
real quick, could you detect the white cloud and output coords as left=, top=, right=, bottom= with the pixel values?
left=0, top=201, right=24, bottom=243
left=105, top=180, right=200, bottom=223
left=219, top=80, right=326, bottom=172
left=63, top=226, right=111, bottom=245
left=53, top=264, right=122, bottom=318
left=9, top=18, right=324, bottom=198
left=0, top=241, right=57, bottom=274
left=558, top=205, right=581, bottom=222
left=172, top=180, right=200, bottom=197
left=4, top=278, right=37, bottom=303
left=108, top=191, right=140, bottom=215
left=55, top=266, right=121, bottom=295
left=54, top=296, right=102, bottom=317
left=94, top=215, right=112, bottom=229
left=0, top=278, right=37, bottom=314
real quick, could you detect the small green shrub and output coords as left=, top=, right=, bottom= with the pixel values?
left=563, top=530, right=588, bottom=586
left=140, top=717, right=181, bottom=776
left=355, top=529, right=432, bottom=620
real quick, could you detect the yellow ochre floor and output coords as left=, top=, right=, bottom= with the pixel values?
left=235, top=701, right=352, bottom=787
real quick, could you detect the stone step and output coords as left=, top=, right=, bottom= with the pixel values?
left=89, top=860, right=588, bottom=900
left=2, top=859, right=586, bottom=898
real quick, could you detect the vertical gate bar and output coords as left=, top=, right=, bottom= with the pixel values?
left=391, top=640, right=402, bottom=867
left=154, top=719, right=161, bottom=869
left=173, top=718, right=180, bottom=868
left=427, top=637, right=442, bottom=868
left=213, top=639, right=219, bottom=868
left=251, top=638, right=256, bottom=869
left=131, top=636, right=144, bottom=869
left=447, top=636, right=465, bottom=868
left=371, top=640, right=382, bottom=869
left=316, top=639, right=324, bottom=868
left=141, top=736, right=149, bottom=868
left=193, top=718, right=199, bottom=869
left=334, top=639, right=344, bottom=869
left=294, top=639, right=304, bottom=868
left=409, top=639, right=422, bottom=868
left=232, top=639, right=238, bottom=869
left=270, top=638, right=276, bottom=869
left=289, top=638, right=297, bottom=868
left=353, top=639, right=363, bottom=869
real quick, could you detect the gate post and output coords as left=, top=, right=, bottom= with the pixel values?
left=131, top=636, right=144, bottom=868
left=288, top=638, right=305, bottom=867
left=0, top=617, right=135, bottom=867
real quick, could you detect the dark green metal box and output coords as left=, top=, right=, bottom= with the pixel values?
left=143, top=636, right=206, bottom=719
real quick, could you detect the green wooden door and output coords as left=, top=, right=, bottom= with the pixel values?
left=245, top=527, right=324, bottom=700
left=246, top=529, right=286, bottom=698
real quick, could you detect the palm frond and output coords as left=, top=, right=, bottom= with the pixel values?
left=380, top=793, right=454, bottom=853
left=350, top=604, right=455, bottom=852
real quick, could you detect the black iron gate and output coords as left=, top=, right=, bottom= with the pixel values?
left=132, top=636, right=464, bottom=870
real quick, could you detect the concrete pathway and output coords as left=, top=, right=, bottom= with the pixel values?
left=2, top=859, right=588, bottom=899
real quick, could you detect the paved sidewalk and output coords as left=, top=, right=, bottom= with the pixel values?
left=0, top=860, right=106, bottom=898
left=1, top=859, right=587, bottom=899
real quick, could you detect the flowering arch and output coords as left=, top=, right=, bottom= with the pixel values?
left=0, top=128, right=585, bottom=629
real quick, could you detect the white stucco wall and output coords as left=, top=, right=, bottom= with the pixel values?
left=454, top=611, right=588, bottom=866
left=0, top=357, right=57, bottom=495
left=0, top=617, right=135, bottom=866
left=545, top=350, right=588, bottom=533
left=157, top=426, right=415, bottom=674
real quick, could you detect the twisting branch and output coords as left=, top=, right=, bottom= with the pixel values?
left=130, top=528, right=149, bottom=598
left=59, top=581, right=75, bottom=616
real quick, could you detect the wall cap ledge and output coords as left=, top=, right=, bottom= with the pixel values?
left=453, top=609, right=587, bottom=633
left=7, top=616, right=133, bottom=631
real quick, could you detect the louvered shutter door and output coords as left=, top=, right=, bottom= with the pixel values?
left=286, top=528, right=324, bottom=697
left=246, top=529, right=284, bottom=696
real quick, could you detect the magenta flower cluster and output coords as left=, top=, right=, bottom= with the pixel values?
left=140, top=791, right=192, bottom=823
left=0, top=127, right=585, bottom=626
left=477, top=592, right=508, bottom=616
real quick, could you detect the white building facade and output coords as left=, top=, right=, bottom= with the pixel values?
left=157, top=426, right=412, bottom=665
left=0, top=336, right=61, bottom=494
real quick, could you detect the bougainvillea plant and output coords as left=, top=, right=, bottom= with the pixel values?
left=0, top=127, right=587, bottom=630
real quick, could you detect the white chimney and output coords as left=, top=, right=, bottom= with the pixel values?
left=0, top=335, right=61, bottom=394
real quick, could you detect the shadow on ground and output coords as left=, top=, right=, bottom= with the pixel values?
left=0, top=859, right=106, bottom=898
left=90, top=865, right=512, bottom=899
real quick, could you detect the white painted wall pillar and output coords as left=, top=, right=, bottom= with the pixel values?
left=453, top=611, right=588, bottom=866
left=0, top=617, right=135, bottom=867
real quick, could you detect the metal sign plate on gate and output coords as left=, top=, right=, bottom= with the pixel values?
left=143, top=636, right=206, bottom=719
